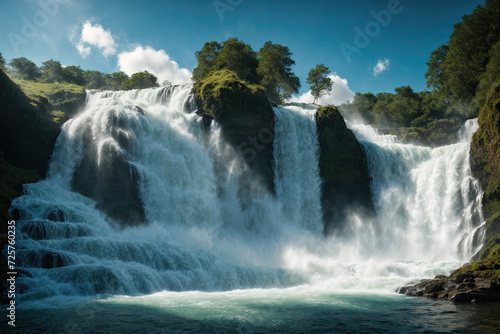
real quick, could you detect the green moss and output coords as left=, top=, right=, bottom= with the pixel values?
left=50, top=110, right=68, bottom=124
left=193, top=69, right=266, bottom=119
left=471, top=80, right=500, bottom=218
left=457, top=245, right=500, bottom=280
left=12, top=79, right=86, bottom=118
left=192, top=69, right=276, bottom=193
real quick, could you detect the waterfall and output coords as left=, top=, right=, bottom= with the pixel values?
left=9, top=86, right=485, bottom=301
left=350, top=119, right=485, bottom=261
left=10, top=86, right=324, bottom=301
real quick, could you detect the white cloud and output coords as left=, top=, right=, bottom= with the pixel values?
left=76, top=43, right=91, bottom=58
left=75, top=21, right=117, bottom=58
left=373, top=58, right=390, bottom=76
left=117, top=46, right=192, bottom=85
left=290, top=73, right=355, bottom=105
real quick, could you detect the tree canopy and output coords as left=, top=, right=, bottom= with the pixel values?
left=120, top=71, right=159, bottom=90
left=425, top=0, right=500, bottom=110
left=306, top=64, right=333, bottom=104
left=257, top=41, right=300, bottom=104
left=9, top=57, right=41, bottom=81
left=193, top=38, right=259, bottom=84
left=193, top=38, right=301, bottom=105
left=40, top=59, right=65, bottom=83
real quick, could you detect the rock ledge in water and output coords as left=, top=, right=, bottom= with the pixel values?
left=397, top=272, right=500, bottom=302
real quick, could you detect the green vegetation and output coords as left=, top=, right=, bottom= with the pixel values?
left=257, top=41, right=301, bottom=104
left=192, top=38, right=300, bottom=105
left=193, top=38, right=259, bottom=84
left=193, top=69, right=276, bottom=193
left=340, top=87, right=463, bottom=146
left=13, top=78, right=86, bottom=121
left=307, top=64, right=333, bottom=104
left=425, top=0, right=500, bottom=111
left=340, top=1, right=500, bottom=146
left=469, top=80, right=500, bottom=275
left=3, top=55, right=156, bottom=91
left=193, top=69, right=265, bottom=119
left=9, top=57, right=41, bottom=81
left=120, top=71, right=159, bottom=90
left=457, top=245, right=500, bottom=280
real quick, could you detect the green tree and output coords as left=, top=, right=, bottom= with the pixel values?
left=62, top=65, right=85, bottom=85
left=192, top=41, right=222, bottom=82
left=121, top=71, right=159, bottom=90
left=192, top=38, right=259, bottom=84
left=257, top=41, right=300, bottom=104
left=425, top=44, right=449, bottom=89
left=340, top=92, right=377, bottom=122
left=9, top=57, right=41, bottom=80
left=306, top=64, right=333, bottom=104
left=84, top=70, right=106, bottom=89
left=475, top=38, right=500, bottom=108
left=40, top=59, right=65, bottom=83
left=217, top=38, right=259, bottom=84
left=430, top=1, right=500, bottom=102
left=103, top=71, right=129, bottom=90
left=0, top=52, right=6, bottom=71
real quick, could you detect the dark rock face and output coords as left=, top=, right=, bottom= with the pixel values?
left=470, top=81, right=500, bottom=260
left=193, top=70, right=275, bottom=194
left=470, top=81, right=500, bottom=220
left=71, top=108, right=146, bottom=228
left=0, top=69, right=60, bottom=177
left=315, top=106, right=374, bottom=234
left=397, top=272, right=500, bottom=302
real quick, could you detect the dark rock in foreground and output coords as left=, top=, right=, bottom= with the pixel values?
left=397, top=272, right=500, bottom=302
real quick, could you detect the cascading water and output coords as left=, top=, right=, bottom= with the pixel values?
left=10, top=85, right=326, bottom=301
left=349, top=120, right=485, bottom=262
left=9, top=85, right=485, bottom=304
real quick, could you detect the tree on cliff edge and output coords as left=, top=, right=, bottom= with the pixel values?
left=257, top=41, right=301, bottom=104
left=307, top=64, right=333, bottom=104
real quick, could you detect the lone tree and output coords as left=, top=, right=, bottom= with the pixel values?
left=307, top=64, right=333, bottom=104
left=257, top=41, right=300, bottom=104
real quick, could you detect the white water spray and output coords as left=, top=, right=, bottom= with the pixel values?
left=10, top=86, right=485, bottom=301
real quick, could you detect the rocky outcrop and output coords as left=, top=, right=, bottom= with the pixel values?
left=71, top=107, right=146, bottom=228
left=469, top=80, right=500, bottom=263
left=397, top=272, right=500, bottom=302
left=315, top=106, right=374, bottom=234
left=193, top=69, right=275, bottom=194
left=0, top=70, right=63, bottom=177
left=0, top=70, right=86, bottom=304
left=471, top=80, right=500, bottom=221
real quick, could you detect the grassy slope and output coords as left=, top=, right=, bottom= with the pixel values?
left=13, top=78, right=86, bottom=122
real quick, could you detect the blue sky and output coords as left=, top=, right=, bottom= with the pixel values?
left=0, top=0, right=485, bottom=104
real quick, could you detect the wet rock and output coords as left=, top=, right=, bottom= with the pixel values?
left=397, top=272, right=500, bottom=303
left=424, top=283, right=444, bottom=294
left=453, top=273, right=474, bottom=284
